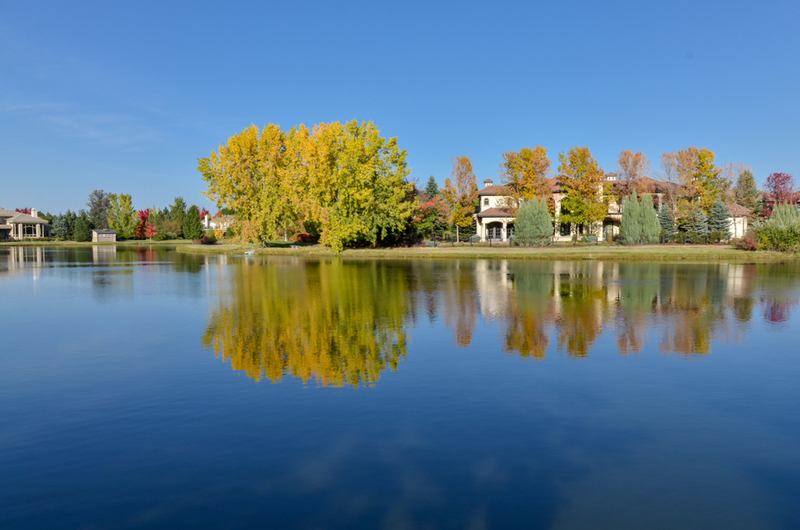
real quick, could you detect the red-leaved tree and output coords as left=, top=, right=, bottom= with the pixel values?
left=766, top=172, right=796, bottom=204
left=145, top=223, right=157, bottom=240
left=135, top=209, right=151, bottom=239
left=199, top=207, right=209, bottom=219
left=15, top=207, right=32, bottom=214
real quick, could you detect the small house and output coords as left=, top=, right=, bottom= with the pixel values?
left=91, top=229, right=117, bottom=242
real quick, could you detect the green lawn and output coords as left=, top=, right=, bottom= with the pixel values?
left=178, top=242, right=796, bottom=261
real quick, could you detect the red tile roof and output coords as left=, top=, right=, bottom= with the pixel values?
left=476, top=207, right=514, bottom=218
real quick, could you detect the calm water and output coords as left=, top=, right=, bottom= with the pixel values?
left=2, top=246, right=800, bottom=529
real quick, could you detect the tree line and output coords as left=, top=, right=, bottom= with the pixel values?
left=39, top=191, right=208, bottom=242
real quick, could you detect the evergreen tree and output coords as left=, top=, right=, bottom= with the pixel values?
left=51, top=214, right=70, bottom=240
left=620, top=190, right=641, bottom=245
left=424, top=176, right=439, bottom=198
left=64, top=210, right=77, bottom=240
left=685, top=207, right=709, bottom=242
left=515, top=198, right=553, bottom=246
left=709, top=199, right=731, bottom=241
left=72, top=211, right=93, bottom=242
left=639, top=193, right=661, bottom=244
left=658, top=204, right=676, bottom=242
left=183, top=205, right=205, bottom=240
left=733, top=169, right=759, bottom=211
left=169, top=197, right=187, bottom=238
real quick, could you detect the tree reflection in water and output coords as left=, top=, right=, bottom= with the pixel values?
left=204, top=258, right=800, bottom=384
left=203, top=258, right=411, bottom=387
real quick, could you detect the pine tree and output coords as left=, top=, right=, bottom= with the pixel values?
left=515, top=198, right=553, bottom=246
left=733, top=170, right=759, bottom=211
left=183, top=205, right=205, bottom=240
left=620, top=190, right=641, bottom=245
left=51, top=214, right=70, bottom=240
left=658, top=204, right=676, bottom=242
left=685, top=207, right=709, bottom=242
left=708, top=200, right=731, bottom=241
left=424, top=175, right=439, bottom=198
left=639, top=193, right=661, bottom=244
left=72, top=211, right=93, bottom=242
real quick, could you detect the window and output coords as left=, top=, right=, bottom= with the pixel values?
left=483, top=198, right=489, bottom=206
left=506, top=224, right=514, bottom=238
left=560, top=222, right=571, bottom=236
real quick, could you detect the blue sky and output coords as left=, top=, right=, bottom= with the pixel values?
left=2, top=0, right=799, bottom=214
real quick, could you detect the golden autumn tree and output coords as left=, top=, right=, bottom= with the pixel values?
left=557, top=147, right=607, bottom=241
left=441, top=156, right=478, bottom=242
left=198, top=124, right=298, bottom=244
left=199, top=120, right=414, bottom=252
left=499, top=146, right=552, bottom=209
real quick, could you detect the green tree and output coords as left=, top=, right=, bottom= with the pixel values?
left=684, top=206, right=709, bottom=242
left=514, top=198, right=553, bottom=246
left=557, top=147, right=607, bottom=242
left=169, top=197, right=188, bottom=237
left=733, top=169, right=759, bottom=211
left=108, top=194, right=136, bottom=239
left=183, top=205, right=205, bottom=240
left=424, top=175, right=439, bottom=198
left=64, top=210, right=77, bottom=240
left=620, top=190, right=641, bottom=245
left=51, top=214, right=69, bottom=240
left=72, top=211, right=93, bottom=242
left=86, top=189, right=111, bottom=229
left=639, top=193, right=661, bottom=244
left=708, top=200, right=731, bottom=241
left=658, top=203, right=676, bottom=241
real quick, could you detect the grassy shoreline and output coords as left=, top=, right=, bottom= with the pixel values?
left=176, top=243, right=797, bottom=262
left=0, top=239, right=193, bottom=247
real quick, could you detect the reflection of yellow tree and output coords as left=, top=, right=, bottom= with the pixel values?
left=203, top=259, right=410, bottom=387
left=503, top=270, right=554, bottom=359
left=555, top=281, right=608, bottom=358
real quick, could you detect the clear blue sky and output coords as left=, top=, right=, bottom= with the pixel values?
left=2, top=0, right=799, bottom=214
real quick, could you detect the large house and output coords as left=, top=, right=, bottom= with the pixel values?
left=0, top=208, right=50, bottom=240
left=473, top=177, right=751, bottom=242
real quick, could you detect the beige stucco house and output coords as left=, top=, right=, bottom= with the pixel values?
left=0, top=208, right=50, bottom=240
left=473, top=177, right=751, bottom=242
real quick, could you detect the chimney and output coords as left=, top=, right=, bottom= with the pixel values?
left=31, top=208, right=38, bottom=218
left=484, top=179, right=493, bottom=188
left=204, top=214, right=210, bottom=229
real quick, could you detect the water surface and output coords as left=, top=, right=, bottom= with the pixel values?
left=2, top=246, right=799, bottom=529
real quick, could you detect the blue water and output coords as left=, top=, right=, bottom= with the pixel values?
left=1, top=247, right=799, bottom=529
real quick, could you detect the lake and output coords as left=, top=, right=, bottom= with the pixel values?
left=2, top=246, right=799, bottom=529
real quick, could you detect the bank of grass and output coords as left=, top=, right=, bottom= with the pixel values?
left=178, top=241, right=796, bottom=262
left=0, top=239, right=193, bottom=247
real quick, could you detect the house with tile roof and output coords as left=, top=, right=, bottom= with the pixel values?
left=0, top=208, right=50, bottom=240
left=473, top=177, right=752, bottom=242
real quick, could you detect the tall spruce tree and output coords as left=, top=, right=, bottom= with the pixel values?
left=183, top=205, right=205, bottom=240
left=639, top=193, right=661, bottom=244
left=685, top=207, right=710, bottom=242
left=733, top=169, right=759, bottom=211
left=620, top=190, right=642, bottom=245
left=424, top=176, right=439, bottom=198
left=658, top=204, right=676, bottom=242
left=709, top=199, right=731, bottom=241
left=515, top=198, right=553, bottom=246
left=73, top=211, right=93, bottom=242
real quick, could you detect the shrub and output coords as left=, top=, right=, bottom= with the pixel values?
left=753, top=203, right=800, bottom=252
left=295, top=233, right=315, bottom=243
left=732, top=232, right=760, bottom=251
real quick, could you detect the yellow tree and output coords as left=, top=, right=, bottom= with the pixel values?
left=694, top=148, right=730, bottom=212
left=499, top=146, right=552, bottom=209
left=198, top=124, right=297, bottom=244
left=616, top=150, right=653, bottom=196
left=442, top=156, right=478, bottom=242
left=557, top=147, right=607, bottom=241
left=302, top=120, right=414, bottom=252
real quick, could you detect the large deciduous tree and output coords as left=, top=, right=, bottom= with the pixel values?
left=694, top=148, right=729, bottom=212
left=108, top=193, right=136, bottom=239
left=617, top=150, right=652, bottom=196
left=86, top=189, right=111, bottom=229
left=500, top=146, right=551, bottom=207
left=557, top=147, right=607, bottom=241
